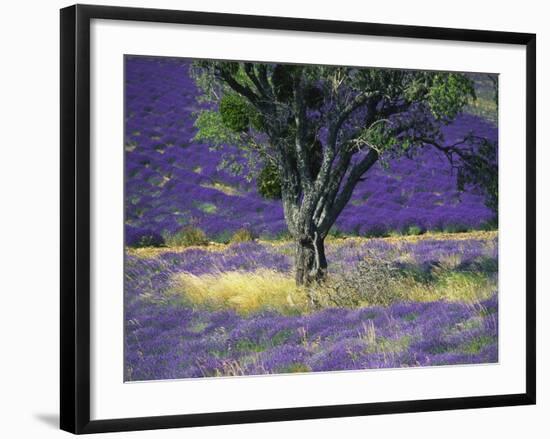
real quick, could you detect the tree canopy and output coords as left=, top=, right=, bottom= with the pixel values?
left=190, top=60, right=497, bottom=286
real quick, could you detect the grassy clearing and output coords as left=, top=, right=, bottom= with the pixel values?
left=167, top=264, right=496, bottom=316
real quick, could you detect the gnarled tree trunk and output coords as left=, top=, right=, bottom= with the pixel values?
left=294, top=233, right=327, bottom=286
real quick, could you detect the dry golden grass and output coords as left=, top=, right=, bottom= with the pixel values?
left=169, top=269, right=308, bottom=315
left=326, top=230, right=497, bottom=246
left=131, top=231, right=497, bottom=314
left=127, top=241, right=228, bottom=258
left=127, top=230, right=498, bottom=259
left=167, top=266, right=495, bottom=315
left=396, top=271, right=496, bottom=304
left=201, top=181, right=241, bottom=196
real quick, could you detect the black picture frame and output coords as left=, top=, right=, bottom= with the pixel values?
left=60, top=4, right=536, bottom=434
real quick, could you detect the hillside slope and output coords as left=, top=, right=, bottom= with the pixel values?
left=124, top=56, right=498, bottom=242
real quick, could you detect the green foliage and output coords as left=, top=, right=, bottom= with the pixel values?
left=406, top=225, right=424, bottom=236
left=219, top=94, right=253, bottom=132
left=403, top=75, right=430, bottom=103
left=461, top=335, right=495, bottom=354
left=457, top=138, right=498, bottom=216
left=442, top=223, right=470, bottom=234
left=195, top=202, right=217, bottom=214
left=480, top=218, right=499, bottom=231
left=258, top=230, right=293, bottom=241
left=193, top=110, right=242, bottom=145
left=131, top=234, right=164, bottom=248
left=279, top=363, right=312, bottom=373
left=235, top=339, right=266, bottom=353
left=165, top=226, right=209, bottom=247
left=363, top=225, right=388, bottom=238
left=427, top=73, right=476, bottom=121
left=327, top=227, right=346, bottom=239
left=211, top=230, right=233, bottom=244
left=257, top=163, right=282, bottom=199
left=364, top=123, right=398, bottom=153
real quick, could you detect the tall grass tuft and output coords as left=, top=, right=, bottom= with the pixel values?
left=230, top=228, right=256, bottom=244
left=169, top=269, right=307, bottom=315
left=165, top=226, right=209, bottom=247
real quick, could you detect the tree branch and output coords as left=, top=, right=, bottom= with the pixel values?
left=243, top=63, right=268, bottom=98
left=217, top=67, right=261, bottom=107
left=293, top=74, right=313, bottom=192
left=319, top=149, right=379, bottom=234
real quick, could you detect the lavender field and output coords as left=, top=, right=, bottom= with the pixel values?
left=124, top=56, right=497, bottom=242
left=124, top=56, right=499, bottom=381
left=125, top=234, right=498, bottom=380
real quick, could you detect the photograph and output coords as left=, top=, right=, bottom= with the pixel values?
left=123, top=55, right=500, bottom=381
left=0, top=0, right=542, bottom=436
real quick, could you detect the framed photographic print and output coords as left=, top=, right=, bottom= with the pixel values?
left=60, top=4, right=536, bottom=434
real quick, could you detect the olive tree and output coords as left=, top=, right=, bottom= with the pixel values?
left=191, top=61, right=496, bottom=287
